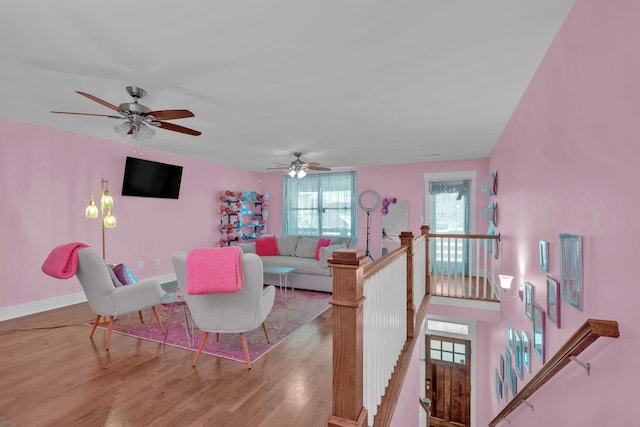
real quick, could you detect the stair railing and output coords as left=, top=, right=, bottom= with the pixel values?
left=427, top=228, right=501, bottom=301
left=327, top=229, right=428, bottom=427
left=489, top=319, right=620, bottom=426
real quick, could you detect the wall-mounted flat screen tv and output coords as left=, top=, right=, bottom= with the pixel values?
left=121, top=156, right=183, bottom=199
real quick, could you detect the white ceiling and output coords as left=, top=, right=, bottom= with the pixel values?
left=0, top=1, right=575, bottom=172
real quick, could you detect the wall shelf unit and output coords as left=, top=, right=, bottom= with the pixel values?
left=218, top=191, right=268, bottom=247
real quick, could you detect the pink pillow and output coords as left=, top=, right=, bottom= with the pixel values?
left=314, top=238, right=331, bottom=260
left=255, top=235, right=279, bottom=256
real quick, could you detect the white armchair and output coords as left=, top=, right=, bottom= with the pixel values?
left=172, top=251, right=276, bottom=369
left=75, top=247, right=166, bottom=350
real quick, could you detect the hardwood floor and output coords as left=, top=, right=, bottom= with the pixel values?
left=0, top=302, right=333, bottom=427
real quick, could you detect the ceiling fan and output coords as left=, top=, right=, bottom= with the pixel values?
left=268, top=152, right=331, bottom=178
left=51, top=86, right=201, bottom=140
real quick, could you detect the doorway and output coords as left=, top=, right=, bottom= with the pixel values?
left=425, top=335, right=471, bottom=427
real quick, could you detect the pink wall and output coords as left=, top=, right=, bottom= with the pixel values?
left=261, top=158, right=489, bottom=258
left=478, top=1, right=640, bottom=425
left=1, top=116, right=486, bottom=317
left=0, top=118, right=262, bottom=311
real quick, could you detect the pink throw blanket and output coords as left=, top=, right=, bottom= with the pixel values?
left=41, top=242, right=90, bottom=279
left=186, top=247, right=244, bottom=294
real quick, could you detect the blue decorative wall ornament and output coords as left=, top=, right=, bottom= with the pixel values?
left=482, top=202, right=498, bottom=227
left=482, top=171, right=498, bottom=197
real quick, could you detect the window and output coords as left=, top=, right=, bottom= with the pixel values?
left=427, top=319, right=470, bottom=336
left=429, top=338, right=467, bottom=365
left=283, top=171, right=356, bottom=236
left=429, top=179, right=470, bottom=235
left=424, top=173, right=475, bottom=276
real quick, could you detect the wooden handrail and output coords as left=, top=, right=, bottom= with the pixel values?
left=489, top=319, right=620, bottom=427
left=429, top=232, right=501, bottom=240
left=362, top=245, right=407, bottom=278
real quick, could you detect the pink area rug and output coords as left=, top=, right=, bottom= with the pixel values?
left=86, top=289, right=332, bottom=364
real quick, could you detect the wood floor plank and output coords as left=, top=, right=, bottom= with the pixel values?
left=0, top=302, right=333, bottom=427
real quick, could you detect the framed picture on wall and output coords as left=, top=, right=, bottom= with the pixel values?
left=547, top=276, right=561, bottom=328
left=503, top=376, right=509, bottom=402
left=559, top=233, right=582, bottom=311
left=522, top=330, right=531, bottom=373
left=533, top=302, right=546, bottom=364
left=508, top=322, right=514, bottom=351
left=514, top=331, right=523, bottom=380
left=499, top=354, right=505, bottom=380
left=504, top=347, right=512, bottom=384
left=495, top=368, right=503, bottom=402
left=539, top=240, right=549, bottom=272
left=524, top=282, right=534, bottom=320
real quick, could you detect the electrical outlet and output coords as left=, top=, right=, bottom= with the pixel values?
left=155, top=258, right=161, bottom=266
left=138, top=260, right=144, bottom=269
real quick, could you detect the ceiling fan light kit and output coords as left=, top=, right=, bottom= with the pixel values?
left=269, top=152, right=330, bottom=178
left=51, top=86, right=201, bottom=143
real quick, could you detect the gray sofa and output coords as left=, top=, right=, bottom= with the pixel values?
left=235, top=235, right=358, bottom=293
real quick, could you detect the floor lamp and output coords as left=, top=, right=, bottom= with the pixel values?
left=85, top=178, right=117, bottom=260
left=85, top=179, right=117, bottom=324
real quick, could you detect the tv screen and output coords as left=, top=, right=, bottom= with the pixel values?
left=121, top=156, right=183, bottom=199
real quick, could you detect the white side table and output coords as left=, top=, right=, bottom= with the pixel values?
left=263, top=266, right=296, bottom=299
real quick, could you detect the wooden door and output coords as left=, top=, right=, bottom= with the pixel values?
left=425, top=335, right=471, bottom=427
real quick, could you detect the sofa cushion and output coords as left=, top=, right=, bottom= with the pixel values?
left=276, top=235, right=298, bottom=256
left=255, top=235, right=279, bottom=256
left=314, top=238, right=331, bottom=260
left=294, top=237, right=318, bottom=258
left=237, top=242, right=256, bottom=254
left=261, top=255, right=331, bottom=277
left=319, top=244, right=347, bottom=268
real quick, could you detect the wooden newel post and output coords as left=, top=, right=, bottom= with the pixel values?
left=328, top=249, right=369, bottom=427
left=421, top=225, right=431, bottom=295
left=400, top=231, right=415, bottom=339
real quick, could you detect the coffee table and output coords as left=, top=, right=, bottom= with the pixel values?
left=263, top=266, right=296, bottom=299
left=161, top=291, right=194, bottom=347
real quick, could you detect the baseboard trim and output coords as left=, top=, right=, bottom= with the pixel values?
left=0, top=292, right=87, bottom=322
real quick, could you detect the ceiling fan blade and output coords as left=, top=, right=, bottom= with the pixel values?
left=307, top=166, right=331, bottom=171
left=76, top=91, right=123, bottom=112
left=267, top=167, right=290, bottom=170
left=146, top=109, right=195, bottom=120
left=51, top=111, right=123, bottom=119
left=272, top=162, right=291, bottom=167
left=302, top=162, right=321, bottom=167
left=157, top=121, right=202, bottom=136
